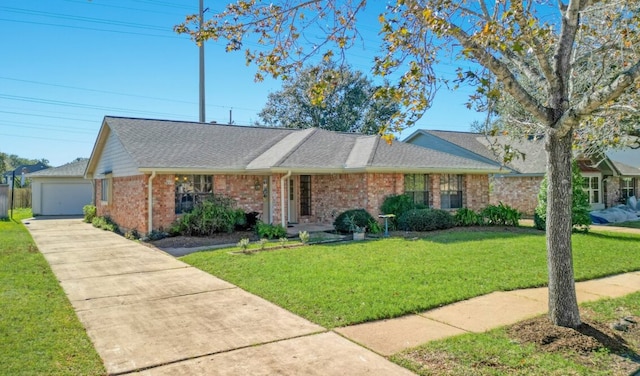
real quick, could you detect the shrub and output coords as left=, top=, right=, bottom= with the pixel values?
left=256, top=222, right=287, bottom=239
left=91, top=216, right=119, bottom=233
left=144, top=230, right=168, bottom=241
left=380, top=194, right=424, bottom=229
left=480, top=202, right=521, bottom=227
left=398, top=208, right=454, bottom=232
left=454, top=207, right=482, bottom=226
left=239, top=211, right=260, bottom=230
left=83, top=204, right=97, bottom=223
left=367, top=219, right=382, bottom=234
left=172, top=195, right=245, bottom=236
left=535, top=160, right=591, bottom=232
left=298, top=231, right=310, bottom=245
left=124, top=229, right=139, bottom=240
left=333, top=209, right=376, bottom=234
left=237, top=238, right=251, bottom=254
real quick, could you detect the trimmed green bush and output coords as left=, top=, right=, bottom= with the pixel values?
left=535, top=160, right=591, bottom=232
left=480, top=202, right=521, bottom=227
left=82, top=204, right=96, bottom=223
left=398, top=208, right=454, bottom=232
left=256, top=222, right=287, bottom=239
left=172, top=194, right=245, bottom=236
left=454, top=207, right=482, bottom=226
left=380, top=194, right=422, bottom=229
left=91, top=216, right=119, bottom=233
left=333, top=209, right=376, bottom=234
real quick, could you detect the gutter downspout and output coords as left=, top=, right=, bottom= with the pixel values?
left=148, top=171, right=156, bottom=234
left=280, top=171, right=291, bottom=227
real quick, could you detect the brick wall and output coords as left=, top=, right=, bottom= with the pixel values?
left=606, top=177, right=621, bottom=208
left=96, top=175, right=148, bottom=234
left=152, top=175, right=177, bottom=232
left=312, top=174, right=369, bottom=224
left=489, top=175, right=543, bottom=216
left=464, top=174, right=490, bottom=211
left=214, top=175, right=266, bottom=214
left=365, top=173, right=404, bottom=216
left=96, top=171, right=518, bottom=233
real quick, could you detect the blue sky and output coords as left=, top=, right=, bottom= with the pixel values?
left=1, top=0, right=485, bottom=167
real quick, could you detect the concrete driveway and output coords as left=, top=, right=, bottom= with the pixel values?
left=26, top=217, right=413, bottom=376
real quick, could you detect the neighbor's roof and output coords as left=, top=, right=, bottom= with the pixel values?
left=405, top=129, right=547, bottom=174
left=28, top=159, right=88, bottom=178
left=610, top=159, right=640, bottom=176
left=3, top=163, right=49, bottom=177
left=86, top=116, right=504, bottom=176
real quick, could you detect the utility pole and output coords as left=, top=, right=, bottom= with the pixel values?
left=198, top=0, right=206, bottom=123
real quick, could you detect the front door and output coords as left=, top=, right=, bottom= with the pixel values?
left=288, top=177, right=298, bottom=223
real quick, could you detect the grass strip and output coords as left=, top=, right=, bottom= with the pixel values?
left=392, top=291, right=640, bottom=375
left=0, top=209, right=105, bottom=375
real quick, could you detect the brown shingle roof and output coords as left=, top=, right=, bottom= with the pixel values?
left=95, top=116, right=503, bottom=174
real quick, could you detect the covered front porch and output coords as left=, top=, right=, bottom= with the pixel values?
left=285, top=222, right=335, bottom=237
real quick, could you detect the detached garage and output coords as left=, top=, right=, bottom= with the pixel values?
left=29, top=159, right=92, bottom=216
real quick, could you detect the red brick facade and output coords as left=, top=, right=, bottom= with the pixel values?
left=96, top=172, right=501, bottom=234
left=96, top=175, right=148, bottom=233
left=489, top=175, right=544, bottom=216
left=464, top=174, right=491, bottom=211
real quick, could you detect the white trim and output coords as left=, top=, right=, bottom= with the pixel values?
left=148, top=171, right=156, bottom=234
left=280, top=171, right=291, bottom=227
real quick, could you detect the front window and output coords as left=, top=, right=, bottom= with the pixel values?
left=621, top=177, right=636, bottom=200
left=100, top=175, right=111, bottom=203
left=404, top=174, right=430, bottom=206
left=175, top=174, right=213, bottom=214
left=440, top=174, right=463, bottom=209
left=581, top=175, right=600, bottom=204
left=300, top=175, right=311, bottom=216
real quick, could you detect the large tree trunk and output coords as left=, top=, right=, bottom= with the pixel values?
left=545, top=129, right=581, bottom=328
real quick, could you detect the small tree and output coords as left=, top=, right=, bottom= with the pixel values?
left=535, top=160, right=591, bottom=232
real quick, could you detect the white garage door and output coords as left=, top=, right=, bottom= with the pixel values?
left=42, top=183, right=93, bottom=215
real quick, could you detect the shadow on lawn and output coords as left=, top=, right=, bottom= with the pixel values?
left=392, top=226, right=544, bottom=244
left=578, top=231, right=640, bottom=244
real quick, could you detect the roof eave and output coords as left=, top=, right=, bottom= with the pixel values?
left=84, top=118, right=110, bottom=179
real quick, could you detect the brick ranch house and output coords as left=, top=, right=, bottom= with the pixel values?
left=404, top=129, right=640, bottom=215
left=85, top=116, right=506, bottom=235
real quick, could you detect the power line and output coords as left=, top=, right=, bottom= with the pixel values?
left=0, top=94, right=193, bottom=119
left=61, top=0, right=190, bottom=17
left=0, top=122, right=97, bottom=134
left=0, top=18, right=182, bottom=40
left=0, top=6, right=172, bottom=32
left=0, top=77, right=264, bottom=113
left=0, top=110, right=97, bottom=123
left=0, top=133, right=91, bottom=143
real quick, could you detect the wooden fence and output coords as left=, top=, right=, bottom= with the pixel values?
left=8, top=187, right=32, bottom=209
left=0, top=185, right=7, bottom=218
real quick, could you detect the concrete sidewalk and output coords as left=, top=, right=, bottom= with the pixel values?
left=336, top=272, right=640, bottom=356
left=26, top=218, right=413, bottom=376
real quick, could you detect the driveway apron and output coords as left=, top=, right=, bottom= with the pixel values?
left=26, top=218, right=413, bottom=376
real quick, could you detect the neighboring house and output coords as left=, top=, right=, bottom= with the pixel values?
left=85, top=116, right=506, bottom=235
left=2, top=163, right=49, bottom=187
left=28, top=159, right=92, bottom=216
left=404, top=129, right=640, bottom=215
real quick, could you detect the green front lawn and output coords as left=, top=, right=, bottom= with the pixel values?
left=0, top=209, right=105, bottom=375
left=392, top=292, right=640, bottom=375
left=182, top=228, right=640, bottom=328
